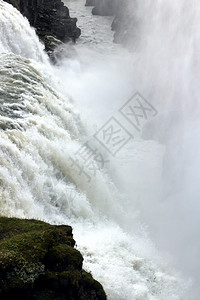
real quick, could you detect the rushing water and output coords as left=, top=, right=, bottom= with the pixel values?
left=0, top=0, right=199, bottom=299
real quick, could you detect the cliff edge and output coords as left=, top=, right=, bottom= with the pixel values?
left=0, top=217, right=107, bottom=300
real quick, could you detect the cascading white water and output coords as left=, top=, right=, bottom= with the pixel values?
left=0, top=0, right=199, bottom=299
left=0, top=1, right=48, bottom=62
left=64, top=1, right=200, bottom=298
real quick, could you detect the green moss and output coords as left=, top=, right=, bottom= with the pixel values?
left=32, top=290, right=65, bottom=300
left=45, top=244, right=83, bottom=271
left=59, top=269, right=82, bottom=288
left=0, top=217, right=72, bottom=240
left=0, top=217, right=107, bottom=300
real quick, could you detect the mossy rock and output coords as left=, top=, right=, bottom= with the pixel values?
left=0, top=217, right=106, bottom=300
left=44, top=244, right=83, bottom=271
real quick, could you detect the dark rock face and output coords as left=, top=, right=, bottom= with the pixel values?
left=85, top=0, right=96, bottom=7
left=0, top=217, right=107, bottom=300
left=91, top=0, right=119, bottom=16
left=88, top=0, right=134, bottom=46
left=4, top=0, right=81, bottom=57
left=111, top=0, right=133, bottom=45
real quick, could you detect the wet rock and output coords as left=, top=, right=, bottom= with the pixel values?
left=4, top=0, right=81, bottom=57
left=91, top=0, right=119, bottom=16
left=88, top=0, right=134, bottom=46
left=0, top=217, right=107, bottom=300
left=42, top=35, right=64, bottom=57
left=85, top=0, right=96, bottom=6
left=111, top=0, right=138, bottom=47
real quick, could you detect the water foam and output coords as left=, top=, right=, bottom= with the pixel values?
left=0, top=0, right=48, bottom=62
left=0, top=1, right=191, bottom=299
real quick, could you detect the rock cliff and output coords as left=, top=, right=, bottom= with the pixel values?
left=4, top=0, right=81, bottom=57
left=0, top=217, right=107, bottom=300
left=89, top=0, right=119, bottom=16
left=86, top=0, right=133, bottom=46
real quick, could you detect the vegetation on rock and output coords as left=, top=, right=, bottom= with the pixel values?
left=0, top=217, right=107, bottom=300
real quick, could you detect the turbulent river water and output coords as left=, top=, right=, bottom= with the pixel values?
left=1, top=0, right=200, bottom=299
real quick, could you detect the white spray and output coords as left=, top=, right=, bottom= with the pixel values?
left=0, top=0, right=198, bottom=299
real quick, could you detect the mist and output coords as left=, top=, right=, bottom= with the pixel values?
left=124, top=1, right=200, bottom=297
left=62, top=0, right=200, bottom=298
left=0, top=0, right=199, bottom=298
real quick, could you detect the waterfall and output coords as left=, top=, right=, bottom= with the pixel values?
left=0, top=1, right=48, bottom=62
left=1, top=0, right=198, bottom=299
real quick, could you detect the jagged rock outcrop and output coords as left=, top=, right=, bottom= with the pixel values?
left=0, top=217, right=107, bottom=300
left=4, top=0, right=81, bottom=57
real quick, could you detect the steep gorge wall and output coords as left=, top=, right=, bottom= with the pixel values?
left=86, top=0, right=133, bottom=46
left=111, top=0, right=134, bottom=46
left=92, top=0, right=119, bottom=16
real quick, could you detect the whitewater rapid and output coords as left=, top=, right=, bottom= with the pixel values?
left=1, top=0, right=198, bottom=299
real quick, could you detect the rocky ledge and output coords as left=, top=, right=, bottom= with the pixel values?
left=4, top=0, right=81, bottom=58
left=0, top=217, right=106, bottom=300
